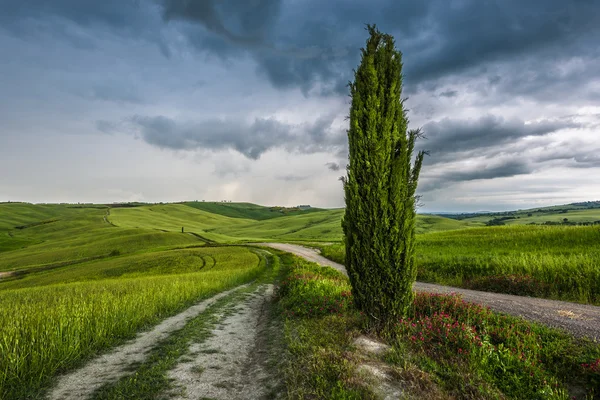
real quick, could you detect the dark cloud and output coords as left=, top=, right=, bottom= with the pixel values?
left=162, top=0, right=280, bottom=47
left=160, top=0, right=600, bottom=97
left=325, top=162, right=341, bottom=171
left=127, top=114, right=346, bottom=159
left=419, top=160, right=532, bottom=192
left=1, top=0, right=149, bottom=28
left=438, top=90, right=458, bottom=98
left=3, top=0, right=599, bottom=98
left=95, top=120, right=118, bottom=134
left=0, top=0, right=169, bottom=54
left=420, top=115, right=582, bottom=159
left=533, top=144, right=600, bottom=169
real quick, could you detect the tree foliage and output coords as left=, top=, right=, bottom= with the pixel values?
left=342, top=25, right=425, bottom=326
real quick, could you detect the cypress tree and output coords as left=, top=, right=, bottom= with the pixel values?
left=342, top=25, right=425, bottom=327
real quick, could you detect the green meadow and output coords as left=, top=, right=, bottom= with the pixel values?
left=1, top=201, right=600, bottom=398
left=0, top=202, right=268, bottom=398
left=319, top=224, right=600, bottom=304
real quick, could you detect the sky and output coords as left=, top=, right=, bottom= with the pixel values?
left=1, top=0, right=599, bottom=213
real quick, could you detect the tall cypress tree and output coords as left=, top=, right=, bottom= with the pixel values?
left=342, top=25, right=424, bottom=326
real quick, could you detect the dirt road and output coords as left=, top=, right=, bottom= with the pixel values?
left=47, top=280, right=281, bottom=400
left=167, top=285, right=278, bottom=399
left=259, top=243, right=600, bottom=341
left=48, top=284, right=248, bottom=399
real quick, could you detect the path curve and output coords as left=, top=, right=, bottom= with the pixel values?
left=258, top=243, right=600, bottom=341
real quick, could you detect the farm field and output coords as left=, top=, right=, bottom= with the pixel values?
left=109, top=202, right=480, bottom=242
left=0, top=202, right=272, bottom=399
left=2, top=201, right=600, bottom=398
left=441, top=201, right=600, bottom=226
left=318, top=224, right=600, bottom=305
left=183, top=201, right=326, bottom=220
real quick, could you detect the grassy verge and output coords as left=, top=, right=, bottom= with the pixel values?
left=0, top=249, right=266, bottom=400
left=389, top=293, right=600, bottom=399
left=276, top=254, right=600, bottom=399
left=276, top=253, right=376, bottom=399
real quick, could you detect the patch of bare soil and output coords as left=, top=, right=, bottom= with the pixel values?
left=354, top=336, right=450, bottom=400
left=47, top=284, right=249, bottom=400
left=0, top=271, right=16, bottom=280
left=353, top=336, right=404, bottom=400
left=166, top=284, right=281, bottom=400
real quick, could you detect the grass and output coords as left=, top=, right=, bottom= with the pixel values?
left=276, top=255, right=600, bottom=399
left=183, top=201, right=324, bottom=220
left=316, top=224, right=600, bottom=305
left=110, top=205, right=477, bottom=243
left=0, top=249, right=267, bottom=399
left=389, top=293, right=600, bottom=399
left=0, top=246, right=261, bottom=290
left=108, top=204, right=250, bottom=242
left=0, top=204, right=200, bottom=273
left=446, top=201, right=600, bottom=226
left=276, top=253, right=377, bottom=399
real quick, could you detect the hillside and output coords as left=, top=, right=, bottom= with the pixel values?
left=439, top=201, right=600, bottom=226
left=183, top=201, right=324, bottom=220
left=110, top=204, right=478, bottom=242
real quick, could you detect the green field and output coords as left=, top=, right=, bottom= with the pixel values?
left=0, top=202, right=271, bottom=399
left=108, top=203, right=478, bottom=242
left=2, top=201, right=599, bottom=398
left=319, top=224, right=600, bottom=304
left=183, top=201, right=325, bottom=220
left=441, top=201, right=600, bottom=226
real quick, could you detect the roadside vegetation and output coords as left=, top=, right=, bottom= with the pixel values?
left=277, top=256, right=600, bottom=399
left=318, top=224, right=600, bottom=305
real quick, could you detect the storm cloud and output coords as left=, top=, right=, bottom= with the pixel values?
left=419, top=159, right=533, bottom=192
left=2, top=0, right=600, bottom=210
left=126, top=114, right=346, bottom=159
left=420, top=115, right=583, bottom=157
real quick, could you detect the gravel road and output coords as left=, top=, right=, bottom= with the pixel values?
left=258, top=243, right=600, bottom=341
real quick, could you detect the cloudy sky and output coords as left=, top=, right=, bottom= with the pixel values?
left=1, top=0, right=599, bottom=212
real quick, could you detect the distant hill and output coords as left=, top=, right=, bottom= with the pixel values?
left=437, top=201, right=600, bottom=227
left=183, top=201, right=325, bottom=221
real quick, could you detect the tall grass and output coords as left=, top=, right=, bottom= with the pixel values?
left=417, top=225, right=600, bottom=304
left=317, top=225, right=600, bottom=304
left=0, top=264, right=265, bottom=399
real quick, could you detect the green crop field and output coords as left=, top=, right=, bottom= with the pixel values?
left=0, top=202, right=272, bottom=398
left=108, top=203, right=478, bottom=243
left=319, top=224, right=600, bottom=305
left=184, top=201, right=325, bottom=220
left=441, top=201, right=600, bottom=226
left=416, top=225, right=600, bottom=304
left=3, top=201, right=599, bottom=398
